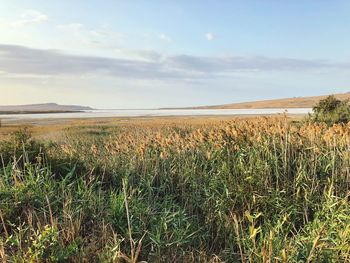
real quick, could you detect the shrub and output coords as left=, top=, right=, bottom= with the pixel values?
left=308, top=95, right=350, bottom=125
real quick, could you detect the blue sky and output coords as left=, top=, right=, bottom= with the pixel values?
left=0, top=0, right=350, bottom=108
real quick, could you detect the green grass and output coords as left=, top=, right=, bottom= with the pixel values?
left=1, top=118, right=350, bottom=262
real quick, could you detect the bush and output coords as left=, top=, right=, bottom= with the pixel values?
left=308, top=95, right=350, bottom=125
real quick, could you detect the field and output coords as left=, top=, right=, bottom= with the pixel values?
left=1, top=116, right=350, bottom=262
left=187, top=92, right=350, bottom=109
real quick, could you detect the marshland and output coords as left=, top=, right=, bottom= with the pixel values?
left=1, top=97, right=350, bottom=262
left=3, top=1, right=350, bottom=262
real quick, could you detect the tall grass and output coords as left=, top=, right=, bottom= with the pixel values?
left=1, top=117, right=350, bottom=262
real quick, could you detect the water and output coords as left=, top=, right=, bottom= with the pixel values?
left=0, top=108, right=312, bottom=122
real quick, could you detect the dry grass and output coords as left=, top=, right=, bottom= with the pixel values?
left=190, top=92, right=350, bottom=109
left=1, top=115, right=350, bottom=262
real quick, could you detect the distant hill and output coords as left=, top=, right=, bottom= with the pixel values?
left=182, top=93, right=350, bottom=109
left=0, top=103, right=93, bottom=113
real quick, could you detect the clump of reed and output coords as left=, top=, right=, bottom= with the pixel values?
left=1, top=117, right=350, bottom=262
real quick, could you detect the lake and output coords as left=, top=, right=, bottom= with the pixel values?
left=0, top=108, right=312, bottom=122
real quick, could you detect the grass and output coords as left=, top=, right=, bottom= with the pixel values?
left=1, top=116, right=350, bottom=262
left=189, top=92, right=350, bottom=109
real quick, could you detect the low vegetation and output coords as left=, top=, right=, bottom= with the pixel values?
left=1, top=116, right=350, bottom=262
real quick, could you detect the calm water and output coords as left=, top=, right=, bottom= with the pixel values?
left=0, top=108, right=312, bottom=122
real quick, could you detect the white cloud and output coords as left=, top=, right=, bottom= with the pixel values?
left=57, top=23, right=84, bottom=32
left=159, top=34, right=172, bottom=42
left=124, top=49, right=163, bottom=61
left=205, top=32, right=215, bottom=41
left=9, top=9, right=48, bottom=28
left=56, top=23, right=126, bottom=50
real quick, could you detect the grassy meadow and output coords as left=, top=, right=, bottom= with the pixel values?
left=1, top=116, right=350, bottom=262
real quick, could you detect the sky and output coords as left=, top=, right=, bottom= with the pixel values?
left=1, top=0, right=350, bottom=109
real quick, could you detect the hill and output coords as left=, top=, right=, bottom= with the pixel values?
left=186, top=92, right=350, bottom=109
left=0, top=103, right=93, bottom=113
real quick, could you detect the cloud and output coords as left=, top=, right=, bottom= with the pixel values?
left=0, top=44, right=180, bottom=79
left=57, top=23, right=84, bottom=32
left=159, top=34, right=172, bottom=42
left=165, top=55, right=337, bottom=72
left=125, top=50, right=163, bottom=61
left=205, top=32, right=215, bottom=41
left=56, top=23, right=125, bottom=49
left=9, top=9, right=48, bottom=28
left=0, top=44, right=347, bottom=81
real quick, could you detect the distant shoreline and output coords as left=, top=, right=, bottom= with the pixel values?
left=160, top=92, right=350, bottom=110
left=0, top=110, right=83, bottom=115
